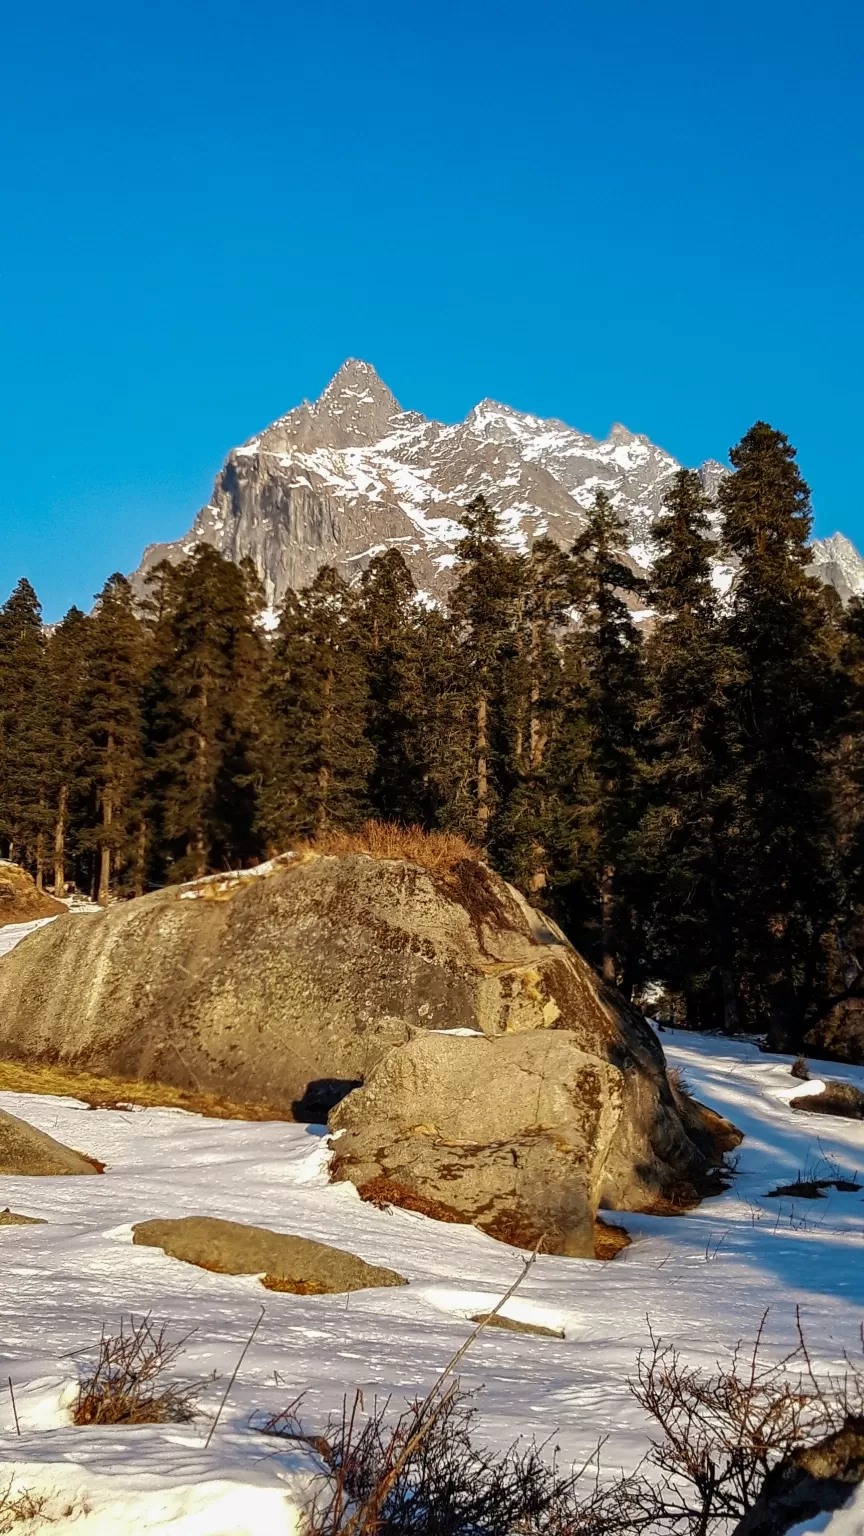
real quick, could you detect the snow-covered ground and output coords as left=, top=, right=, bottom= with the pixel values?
left=0, top=917, right=863, bottom=1532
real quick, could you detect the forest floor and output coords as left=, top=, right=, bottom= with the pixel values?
left=0, top=919, right=863, bottom=1533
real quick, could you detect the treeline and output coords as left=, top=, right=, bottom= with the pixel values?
left=3, top=421, right=864, bottom=1049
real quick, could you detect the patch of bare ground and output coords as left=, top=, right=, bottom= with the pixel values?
left=0, top=1059, right=289, bottom=1122
left=594, top=1216, right=631, bottom=1260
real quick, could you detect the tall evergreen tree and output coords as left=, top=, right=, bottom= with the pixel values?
left=260, top=565, right=372, bottom=843
left=43, top=606, right=89, bottom=894
left=639, top=469, right=741, bottom=1028
left=356, top=551, right=431, bottom=825
left=0, top=578, right=48, bottom=869
left=494, top=536, right=573, bottom=893
left=145, top=546, right=266, bottom=879
left=718, top=422, right=844, bottom=1044
left=555, top=492, right=646, bottom=985
left=448, top=495, right=523, bottom=847
left=78, top=575, right=145, bottom=902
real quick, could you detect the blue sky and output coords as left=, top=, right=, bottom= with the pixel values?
left=1, top=0, right=862, bottom=619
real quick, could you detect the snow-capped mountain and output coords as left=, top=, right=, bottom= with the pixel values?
left=134, top=360, right=864, bottom=608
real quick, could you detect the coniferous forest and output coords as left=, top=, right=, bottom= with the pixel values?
left=4, top=422, right=864, bottom=1054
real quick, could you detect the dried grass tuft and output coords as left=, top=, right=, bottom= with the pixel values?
left=295, top=821, right=481, bottom=875
left=72, top=1315, right=200, bottom=1426
left=0, top=1058, right=288, bottom=1123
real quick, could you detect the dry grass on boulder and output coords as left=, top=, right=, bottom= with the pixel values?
left=0, top=861, right=64, bottom=929
left=295, top=821, right=481, bottom=874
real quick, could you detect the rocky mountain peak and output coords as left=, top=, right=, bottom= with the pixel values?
left=133, top=361, right=863, bottom=614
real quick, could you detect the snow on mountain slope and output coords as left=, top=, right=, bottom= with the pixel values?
left=0, top=916, right=862, bottom=1531
left=134, top=359, right=862, bottom=611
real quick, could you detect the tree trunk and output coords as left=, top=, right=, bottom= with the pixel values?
left=97, top=734, right=114, bottom=905
left=97, top=818, right=112, bottom=905
left=133, top=819, right=147, bottom=898
left=54, top=783, right=67, bottom=896
left=476, top=692, right=489, bottom=836
left=194, top=723, right=208, bottom=879
left=600, top=863, right=616, bottom=982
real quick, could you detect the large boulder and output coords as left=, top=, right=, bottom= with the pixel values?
left=0, top=1107, right=100, bottom=1175
left=0, top=849, right=735, bottom=1247
left=132, top=1216, right=406, bottom=1293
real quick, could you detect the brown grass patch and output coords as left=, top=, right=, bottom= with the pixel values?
left=594, top=1217, right=631, bottom=1260
left=295, top=821, right=481, bottom=875
left=0, top=1058, right=289, bottom=1122
left=354, top=1174, right=467, bottom=1225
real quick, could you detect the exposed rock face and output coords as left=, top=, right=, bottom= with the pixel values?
left=132, top=1216, right=405, bottom=1293
left=0, top=1107, right=100, bottom=1176
left=132, top=360, right=860, bottom=611
left=0, top=850, right=735, bottom=1252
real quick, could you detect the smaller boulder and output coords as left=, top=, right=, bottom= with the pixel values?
left=132, top=1216, right=406, bottom=1294
left=0, top=1108, right=101, bottom=1176
left=329, top=1031, right=624, bottom=1257
left=791, top=1081, right=864, bottom=1120
left=0, top=860, right=64, bottom=928
left=0, top=1207, right=46, bottom=1225
left=469, top=1313, right=564, bottom=1339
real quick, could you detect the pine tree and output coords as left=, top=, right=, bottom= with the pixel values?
left=260, top=565, right=372, bottom=843
left=43, top=606, right=89, bottom=894
left=0, top=578, right=48, bottom=870
left=448, top=496, right=523, bottom=847
left=78, top=575, right=145, bottom=902
left=718, top=423, right=844, bottom=1044
left=556, top=492, right=646, bottom=985
left=356, top=551, right=431, bottom=825
left=639, top=469, right=741, bottom=1028
left=494, top=536, right=573, bottom=893
left=145, top=546, right=267, bottom=879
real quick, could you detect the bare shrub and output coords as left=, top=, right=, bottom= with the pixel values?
left=630, top=1313, right=864, bottom=1534
left=72, top=1315, right=199, bottom=1426
left=0, top=1481, right=50, bottom=1532
left=259, top=1312, right=864, bottom=1536
left=299, top=821, right=481, bottom=874
left=260, top=1384, right=654, bottom=1535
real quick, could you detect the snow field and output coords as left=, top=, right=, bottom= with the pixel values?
left=0, top=914, right=862, bottom=1530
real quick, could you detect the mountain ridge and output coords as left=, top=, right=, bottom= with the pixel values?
left=133, top=360, right=864, bottom=611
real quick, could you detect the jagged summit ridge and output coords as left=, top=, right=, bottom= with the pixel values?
left=134, top=361, right=862, bottom=608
